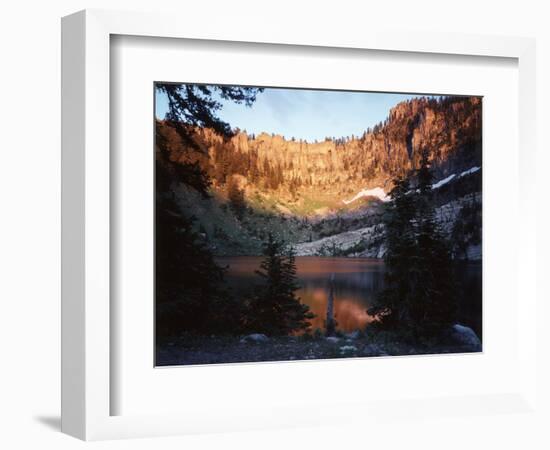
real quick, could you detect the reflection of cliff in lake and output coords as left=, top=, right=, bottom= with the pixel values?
left=217, top=256, right=482, bottom=336
left=218, top=256, right=385, bottom=333
left=296, top=261, right=384, bottom=331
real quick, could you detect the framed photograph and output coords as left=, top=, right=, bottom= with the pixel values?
left=62, top=9, right=537, bottom=441
left=153, top=83, right=483, bottom=367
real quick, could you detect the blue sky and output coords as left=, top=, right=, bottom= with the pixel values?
left=155, top=85, right=438, bottom=142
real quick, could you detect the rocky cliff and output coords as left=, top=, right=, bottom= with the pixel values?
left=156, top=95, right=482, bottom=257
left=158, top=95, right=481, bottom=205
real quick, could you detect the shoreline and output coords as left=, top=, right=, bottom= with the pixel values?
left=156, top=328, right=482, bottom=367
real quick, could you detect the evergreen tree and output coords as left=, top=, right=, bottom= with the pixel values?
left=368, top=176, right=417, bottom=328
left=156, top=196, right=243, bottom=336
left=155, top=83, right=263, bottom=338
left=246, top=234, right=314, bottom=335
left=157, top=83, right=263, bottom=151
left=412, top=151, right=457, bottom=334
left=156, top=84, right=262, bottom=196
left=368, top=151, right=457, bottom=337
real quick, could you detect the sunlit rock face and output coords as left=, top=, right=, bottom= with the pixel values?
left=157, top=96, right=481, bottom=210
left=156, top=96, right=482, bottom=258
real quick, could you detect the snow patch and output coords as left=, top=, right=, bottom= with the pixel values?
left=343, top=187, right=389, bottom=205
left=432, top=174, right=456, bottom=189
left=459, top=166, right=480, bottom=177
left=432, top=166, right=480, bottom=190
left=344, top=167, right=480, bottom=203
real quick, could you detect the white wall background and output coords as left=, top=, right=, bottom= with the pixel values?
left=0, top=1, right=548, bottom=449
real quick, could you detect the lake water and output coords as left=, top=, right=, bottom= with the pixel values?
left=217, top=256, right=482, bottom=336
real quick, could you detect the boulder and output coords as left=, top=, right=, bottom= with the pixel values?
left=339, top=345, right=358, bottom=355
left=240, top=333, right=269, bottom=344
left=450, top=324, right=482, bottom=351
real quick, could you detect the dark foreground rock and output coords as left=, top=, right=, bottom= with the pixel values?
left=156, top=327, right=482, bottom=366
left=240, top=333, right=269, bottom=343
left=448, top=324, right=482, bottom=351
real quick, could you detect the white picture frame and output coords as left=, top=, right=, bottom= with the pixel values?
left=61, top=9, right=537, bottom=441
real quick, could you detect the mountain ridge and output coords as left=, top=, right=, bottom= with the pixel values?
left=158, top=95, right=481, bottom=211
left=156, top=95, right=482, bottom=257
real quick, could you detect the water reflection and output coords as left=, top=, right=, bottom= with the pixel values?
left=218, top=256, right=385, bottom=333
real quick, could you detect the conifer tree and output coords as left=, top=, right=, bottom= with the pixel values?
left=411, top=151, right=457, bottom=334
left=368, top=176, right=417, bottom=328
left=155, top=197, right=242, bottom=336
left=155, top=84, right=263, bottom=339
left=247, top=234, right=314, bottom=335
left=368, top=151, right=457, bottom=337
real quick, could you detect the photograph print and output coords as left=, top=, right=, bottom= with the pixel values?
left=155, top=83, right=482, bottom=366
